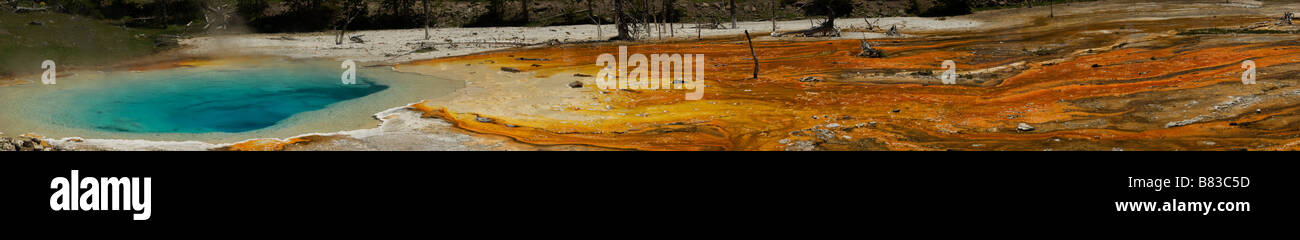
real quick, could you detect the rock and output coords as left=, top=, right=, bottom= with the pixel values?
left=500, top=67, right=521, bottom=73
left=0, top=143, right=14, bottom=151
left=568, top=81, right=584, bottom=88
left=573, top=73, right=593, bottom=77
left=825, top=123, right=841, bottom=128
left=474, top=116, right=493, bottom=123
left=813, top=129, right=835, bottom=141
left=784, top=140, right=818, bottom=151
left=1017, top=123, right=1035, bottom=132
left=798, top=76, right=822, bottom=82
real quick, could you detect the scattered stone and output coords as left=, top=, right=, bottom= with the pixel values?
left=567, top=81, right=584, bottom=88
left=500, top=67, right=521, bottom=73
left=825, top=123, right=841, bottom=128
left=0, top=137, right=62, bottom=151
left=516, top=57, right=551, bottom=61
left=1017, top=123, right=1035, bottom=132
left=798, top=76, right=822, bottom=82
left=474, top=116, right=493, bottom=123
left=28, top=21, right=42, bottom=26
left=813, top=129, right=835, bottom=141
left=573, top=73, right=593, bottom=77
left=1091, top=64, right=1101, bottom=68
left=891, top=109, right=901, bottom=113
left=784, top=140, right=818, bottom=151
left=530, top=64, right=542, bottom=67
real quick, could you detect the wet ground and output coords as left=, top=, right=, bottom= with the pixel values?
left=394, top=1, right=1300, bottom=150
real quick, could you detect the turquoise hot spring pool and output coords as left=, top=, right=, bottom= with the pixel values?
left=0, top=58, right=463, bottom=142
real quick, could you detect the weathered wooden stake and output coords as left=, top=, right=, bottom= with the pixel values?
left=744, top=30, right=758, bottom=79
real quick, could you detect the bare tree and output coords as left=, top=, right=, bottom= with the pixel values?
left=335, top=0, right=368, bottom=45
left=615, top=0, right=633, bottom=40
left=728, top=0, right=736, bottom=28
left=771, top=0, right=777, bottom=32
left=665, top=0, right=675, bottom=37
left=643, top=0, right=653, bottom=39
left=522, top=0, right=531, bottom=22
left=589, top=0, right=602, bottom=39
left=424, top=0, right=432, bottom=39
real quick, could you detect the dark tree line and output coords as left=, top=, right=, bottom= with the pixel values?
left=22, top=0, right=977, bottom=38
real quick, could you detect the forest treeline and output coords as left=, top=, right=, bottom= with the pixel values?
left=3, top=0, right=1065, bottom=34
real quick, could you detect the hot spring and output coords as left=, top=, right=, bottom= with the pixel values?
left=0, top=58, right=463, bottom=142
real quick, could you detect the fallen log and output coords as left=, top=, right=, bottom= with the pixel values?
left=856, top=40, right=884, bottom=58
left=13, top=6, right=48, bottom=13
left=774, top=17, right=840, bottom=37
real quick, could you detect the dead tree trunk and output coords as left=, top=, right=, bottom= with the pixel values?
left=589, top=0, right=602, bottom=39
left=335, top=1, right=364, bottom=45
left=774, top=15, right=838, bottom=37
left=665, top=0, right=674, bottom=37
left=728, top=0, right=737, bottom=29
left=857, top=40, right=884, bottom=58
left=423, top=0, right=431, bottom=40
left=615, top=0, right=633, bottom=40
left=522, top=0, right=531, bottom=22
left=770, top=0, right=777, bottom=33
left=744, top=30, right=758, bottom=79
left=641, top=0, right=650, bottom=39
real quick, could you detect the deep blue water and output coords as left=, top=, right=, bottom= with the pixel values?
left=64, top=67, right=388, bottom=133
